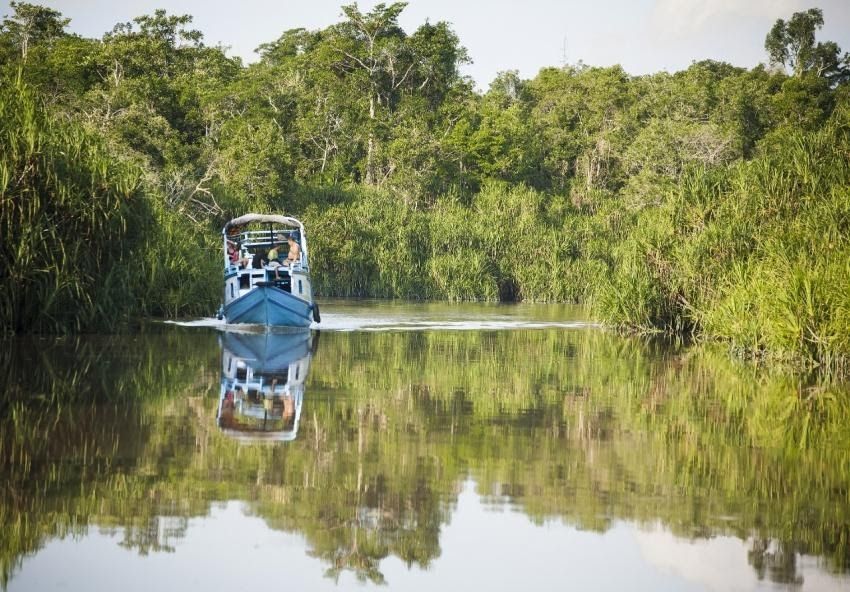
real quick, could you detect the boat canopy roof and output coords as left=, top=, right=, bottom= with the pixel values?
left=223, top=213, right=303, bottom=234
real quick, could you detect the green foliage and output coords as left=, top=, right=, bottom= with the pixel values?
left=595, top=103, right=850, bottom=369
left=0, top=1, right=68, bottom=62
left=2, top=3, right=850, bottom=370
left=300, top=182, right=593, bottom=302
left=0, top=79, right=149, bottom=332
left=765, top=7, right=850, bottom=84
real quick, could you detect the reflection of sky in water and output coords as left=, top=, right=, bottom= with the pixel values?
left=635, top=528, right=847, bottom=592
left=12, top=481, right=845, bottom=592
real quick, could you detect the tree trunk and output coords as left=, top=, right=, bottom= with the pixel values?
left=366, top=94, right=376, bottom=185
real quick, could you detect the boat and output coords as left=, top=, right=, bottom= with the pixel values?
left=216, top=330, right=317, bottom=442
left=219, top=213, right=320, bottom=327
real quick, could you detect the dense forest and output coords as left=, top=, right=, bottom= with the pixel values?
left=1, top=3, right=849, bottom=368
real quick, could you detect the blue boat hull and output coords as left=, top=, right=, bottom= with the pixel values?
left=221, top=331, right=312, bottom=372
left=224, top=284, right=313, bottom=328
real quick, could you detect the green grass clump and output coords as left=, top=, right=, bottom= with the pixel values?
left=0, top=79, right=148, bottom=333
left=0, top=80, right=223, bottom=333
left=594, top=103, right=850, bottom=369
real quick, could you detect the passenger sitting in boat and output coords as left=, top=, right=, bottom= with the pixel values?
left=283, top=235, right=301, bottom=267
left=251, top=252, right=263, bottom=269
left=227, top=240, right=250, bottom=269
left=265, top=235, right=285, bottom=279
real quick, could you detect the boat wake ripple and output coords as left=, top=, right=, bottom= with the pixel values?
left=166, top=315, right=598, bottom=332
left=317, top=314, right=598, bottom=332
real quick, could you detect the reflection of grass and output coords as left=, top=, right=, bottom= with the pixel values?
left=0, top=330, right=221, bottom=587
left=1, top=328, right=849, bottom=587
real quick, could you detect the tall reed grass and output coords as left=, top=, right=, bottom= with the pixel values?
left=301, top=182, right=604, bottom=303
left=0, top=79, right=147, bottom=333
left=594, top=101, right=850, bottom=369
left=0, top=80, right=222, bottom=333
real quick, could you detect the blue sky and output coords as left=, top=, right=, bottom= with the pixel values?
left=8, top=0, right=850, bottom=89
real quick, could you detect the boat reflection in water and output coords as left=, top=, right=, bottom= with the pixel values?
left=217, top=330, right=316, bottom=442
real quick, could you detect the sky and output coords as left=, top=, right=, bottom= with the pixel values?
left=5, top=0, right=850, bottom=90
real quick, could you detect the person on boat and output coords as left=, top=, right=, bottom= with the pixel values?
left=265, top=235, right=285, bottom=279
left=227, top=240, right=250, bottom=269
left=226, top=224, right=247, bottom=265
left=283, top=235, right=301, bottom=267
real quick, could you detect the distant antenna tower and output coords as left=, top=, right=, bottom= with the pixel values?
left=561, top=35, right=569, bottom=66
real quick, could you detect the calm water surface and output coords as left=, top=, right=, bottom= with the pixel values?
left=1, top=301, right=849, bottom=591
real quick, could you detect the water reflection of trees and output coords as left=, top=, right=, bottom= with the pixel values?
left=1, top=328, right=849, bottom=587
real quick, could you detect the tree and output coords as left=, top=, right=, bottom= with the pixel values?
left=257, top=28, right=365, bottom=184
left=406, top=20, right=469, bottom=108
left=0, top=1, right=69, bottom=62
left=334, top=2, right=410, bottom=185
left=257, top=3, right=469, bottom=194
left=765, top=7, right=850, bottom=84
left=526, top=65, right=634, bottom=197
left=100, top=10, right=204, bottom=86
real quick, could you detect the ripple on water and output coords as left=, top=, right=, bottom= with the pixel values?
left=165, top=301, right=598, bottom=333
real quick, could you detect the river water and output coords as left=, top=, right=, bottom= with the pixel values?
left=1, top=301, right=848, bottom=591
